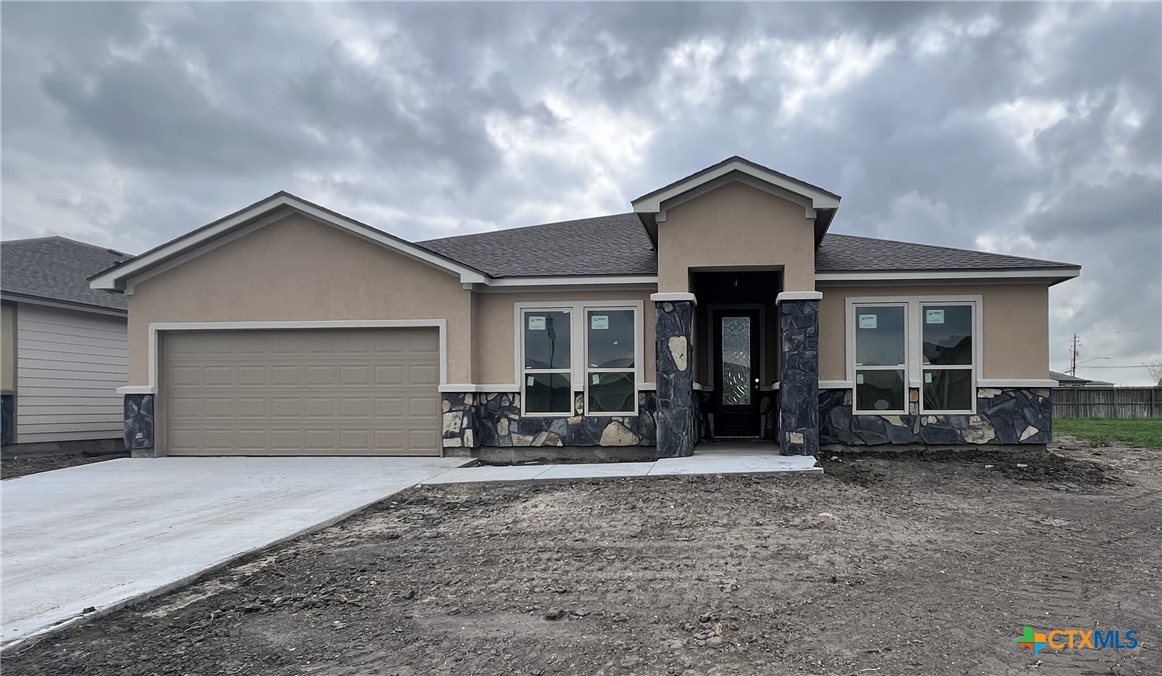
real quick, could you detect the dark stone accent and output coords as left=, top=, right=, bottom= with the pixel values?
left=655, top=299, right=696, bottom=457
left=819, top=387, right=1053, bottom=446
left=778, top=299, right=820, bottom=455
left=1, top=394, right=13, bottom=446
left=440, top=391, right=659, bottom=450
left=124, top=394, right=155, bottom=451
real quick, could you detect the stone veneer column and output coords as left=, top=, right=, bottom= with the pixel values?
left=652, top=293, right=697, bottom=458
left=777, top=292, right=822, bottom=456
left=124, top=393, right=155, bottom=454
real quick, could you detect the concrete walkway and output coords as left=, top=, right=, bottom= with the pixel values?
left=0, top=456, right=468, bottom=652
left=425, top=447, right=821, bottom=484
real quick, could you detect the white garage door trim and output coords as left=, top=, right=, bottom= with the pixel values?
left=120, top=320, right=449, bottom=395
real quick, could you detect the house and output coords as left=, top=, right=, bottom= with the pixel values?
left=1049, top=371, right=1114, bottom=387
left=88, top=157, right=1079, bottom=458
left=1, top=237, right=132, bottom=450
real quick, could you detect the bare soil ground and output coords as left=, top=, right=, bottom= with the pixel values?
left=1, top=451, right=129, bottom=479
left=4, top=437, right=1159, bottom=676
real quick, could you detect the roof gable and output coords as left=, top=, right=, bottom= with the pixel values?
left=89, top=192, right=489, bottom=293
left=631, top=156, right=841, bottom=245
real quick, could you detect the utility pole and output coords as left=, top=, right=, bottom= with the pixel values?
left=1069, top=333, right=1079, bottom=376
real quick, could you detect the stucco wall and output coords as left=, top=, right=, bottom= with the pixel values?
left=816, top=283, right=1051, bottom=381
left=127, top=214, right=474, bottom=384
left=473, top=289, right=657, bottom=384
left=1, top=303, right=14, bottom=393
left=657, top=182, right=817, bottom=293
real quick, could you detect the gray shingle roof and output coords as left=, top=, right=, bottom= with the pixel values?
left=1, top=237, right=132, bottom=311
left=420, top=213, right=657, bottom=278
left=815, top=234, right=1077, bottom=272
left=419, top=214, right=1077, bottom=278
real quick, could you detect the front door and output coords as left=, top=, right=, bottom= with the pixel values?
left=713, top=309, right=761, bottom=437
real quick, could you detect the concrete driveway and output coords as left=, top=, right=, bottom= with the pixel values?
left=0, top=456, right=467, bottom=651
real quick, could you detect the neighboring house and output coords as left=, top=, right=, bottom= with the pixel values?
left=89, top=157, right=1079, bottom=458
left=1, top=237, right=132, bottom=449
left=1049, top=371, right=1115, bottom=387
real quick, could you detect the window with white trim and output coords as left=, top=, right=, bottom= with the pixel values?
left=518, top=302, right=641, bottom=417
left=521, top=309, right=573, bottom=414
left=853, top=304, right=908, bottom=414
left=585, top=309, right=636, bottom=414
left=920, top=303, right=975, bottom=413
left=848, top=297, right=979, bottom=415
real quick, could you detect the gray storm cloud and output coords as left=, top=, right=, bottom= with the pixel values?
left=2, top=2, right=1159, bottom=383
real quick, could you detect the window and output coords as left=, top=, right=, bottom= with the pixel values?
left=921, top=304, right=975, bottom=413
left=518, top=302, right=642, bottom=417
left=847, top=297, right=980, bottom=415
left=522, top=309, right=572, bottom=414
left=853, top=304, right=907, bottom=413
left=586, top=309, right=636, bottom=414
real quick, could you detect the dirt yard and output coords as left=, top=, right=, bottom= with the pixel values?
left=4, top=437, right=1159, bottom=676
left=1, top=451, right=129, bottom=479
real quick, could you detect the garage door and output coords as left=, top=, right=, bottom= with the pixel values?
left=163, top=328, right=440, bottom=456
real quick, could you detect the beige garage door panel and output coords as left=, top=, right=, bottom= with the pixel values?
left=164, top=328, right=440, bottom=456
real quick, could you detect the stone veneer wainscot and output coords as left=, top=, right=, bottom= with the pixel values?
left=818, top=387, right=1053, bottom=447
left=441, top=391, right=659, bottom=450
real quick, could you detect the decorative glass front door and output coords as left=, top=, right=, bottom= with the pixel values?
left=713, top=309, right=761, bottom=436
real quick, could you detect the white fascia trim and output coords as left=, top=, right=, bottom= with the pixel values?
left=632, top=159, right=840, bottom=216
left=978, top=379, right=1059, bottom=388
left=118, top=385, right=157, bottom=395
left=775, top=291, right=823, bottom=303
left=819, top=380, right=854, bottom=389
left=90, top=194, right=488, bottom=291
left=478, top=275, right=658, bottom=289
left=816, top=269, right=1080, bottom=283
left=137, top=320, right=449, bottom=397
left=1, top=293, right=127, bottom=318
left=650, top=292, right=697, bottom=304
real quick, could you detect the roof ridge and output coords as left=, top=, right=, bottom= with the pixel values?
left=420, top=212, right=637, bottom=245
left=2, top=235, right=131, bottom=257
left=822, top=232, right=1078, bottom=268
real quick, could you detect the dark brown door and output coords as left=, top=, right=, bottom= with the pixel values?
left=713, top=309, right=761, bottom=437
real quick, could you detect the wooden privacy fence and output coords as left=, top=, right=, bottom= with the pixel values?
left=1053, top=386, right=1162, bottom=419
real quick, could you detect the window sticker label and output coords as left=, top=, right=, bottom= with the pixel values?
left=924, top=372, right=933, bottom=383
left=526, top=375, right=536, bottom=386
left=926, top=309, right=945, bottom=324
left=592, top=374, right=601, bottom=384
left=858, top=314, right=878, bottom=329
left=856, top=373, right=865, bottom=385
left=527, top=316, right=546, bottom=331
left=590, top=315, right=609, bottom=330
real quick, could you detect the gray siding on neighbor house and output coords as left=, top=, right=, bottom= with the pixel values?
left=15, top=305, right=127, bottom=443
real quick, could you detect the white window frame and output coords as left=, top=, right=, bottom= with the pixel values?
left=518, top=307, right=575, bottom=417
left=845, top=295, right=983, bottom=416
left=849, top=302, right=909, bottom=415
left=918, top=301, right=978, bottom=415
left=514, top=300, right=644, bottom=418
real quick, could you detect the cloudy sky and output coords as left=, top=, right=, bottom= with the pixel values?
left=2, top=2, right=1159, bottom=383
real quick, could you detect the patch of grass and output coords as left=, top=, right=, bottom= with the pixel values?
left=1056, top=418, right=1162, bottom=449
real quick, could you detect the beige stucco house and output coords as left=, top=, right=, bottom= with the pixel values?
left=89, top=157, right=1079, bottom=459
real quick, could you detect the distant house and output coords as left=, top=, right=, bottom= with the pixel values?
left=1, top=237, right=132, bottom=450
left=1049, top=371, right=1115, bottom=387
